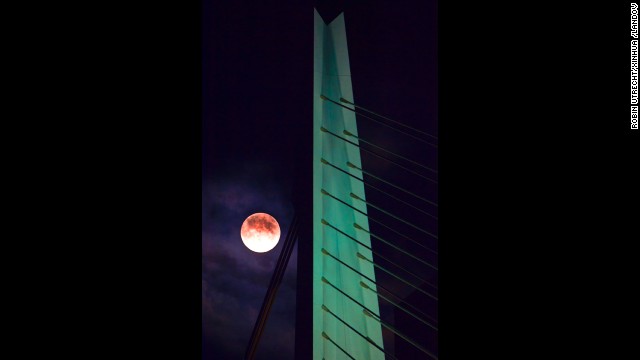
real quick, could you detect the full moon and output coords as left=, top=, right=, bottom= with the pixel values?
left=240, top=213, right=281, bottom=253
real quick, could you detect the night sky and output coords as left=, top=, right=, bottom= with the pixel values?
left=13, top=2, right=637, bottom=360
left=202, top=0, right=437, bottom=358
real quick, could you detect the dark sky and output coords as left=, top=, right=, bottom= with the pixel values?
left=202, top=0, right=437, bottom=358
left=14, top=2, right=636, bottom=360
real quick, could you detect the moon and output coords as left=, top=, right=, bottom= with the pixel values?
left=240, top=213, right=281, bottom=253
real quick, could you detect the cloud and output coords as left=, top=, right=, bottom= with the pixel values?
left=202, top=162, right=296, bottom=359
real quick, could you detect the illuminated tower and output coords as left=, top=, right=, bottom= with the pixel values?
left=294, top=8, right=438, bottom=360
left=310, top=9, right=386, bottom=360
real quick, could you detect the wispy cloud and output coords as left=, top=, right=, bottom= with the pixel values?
left=202, top=162, right=296, bottom=359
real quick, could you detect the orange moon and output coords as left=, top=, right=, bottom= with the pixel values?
left=240, top=213, right=281, bottom=253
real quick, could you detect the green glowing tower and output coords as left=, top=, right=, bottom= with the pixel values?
left=311, top=9, right=385, bottom=359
